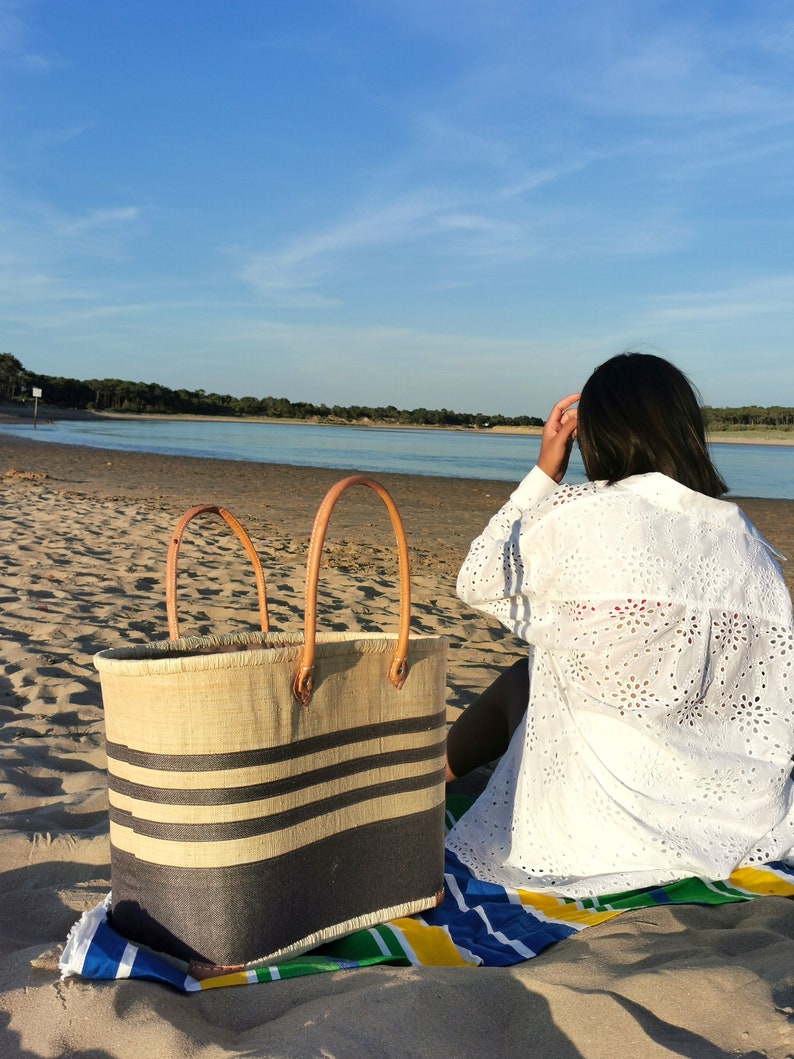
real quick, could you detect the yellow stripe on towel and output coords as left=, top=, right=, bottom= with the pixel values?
left=514, top=890, right=622, bottom=928
left=727, top=865, right=794, bottom=897
left=389, top=917, right=476, bottom=966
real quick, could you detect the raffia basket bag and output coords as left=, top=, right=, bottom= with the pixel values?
left=94, top=476, right=448, bottom=969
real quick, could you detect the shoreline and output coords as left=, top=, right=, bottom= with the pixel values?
left=3, top=432, right=793, bottom=596
left=0, top=432, right=517, bottom=581
left=1, top=402, right=792, bottom=445
left=1, top=421, right=793, bottom=508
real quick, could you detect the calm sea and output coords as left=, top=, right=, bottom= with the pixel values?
left=2, top=418, right=791, bottom=500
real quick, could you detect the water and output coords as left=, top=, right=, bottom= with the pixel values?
left=2, top=417, right=791, bottom=499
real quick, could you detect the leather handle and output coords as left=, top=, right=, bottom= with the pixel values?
left=293, top=476, right=410, bottom=706
left=166, top=504, right=269, bottom=640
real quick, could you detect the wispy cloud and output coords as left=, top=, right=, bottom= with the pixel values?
left=0, top=194, right=144, bottom=311
left=387, top=3, right=794, bottom=176
left=0, top=254, right=95, bottom=308
left=238, top=191, right=455, bottom=305
left=576, top=33, right=785, bottom=121
left=0, top=0, right=55, bottom=73
left=640, top=275, right=794, bottom=328
left=187, top=315, right=570, bottom=412
left=53, top=206, right=142, bottom=238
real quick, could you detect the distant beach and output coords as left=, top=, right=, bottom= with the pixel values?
left=1, top=399, right=792, bottom=445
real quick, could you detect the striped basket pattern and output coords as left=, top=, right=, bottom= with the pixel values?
left=94, top=477, right=448, bottom=967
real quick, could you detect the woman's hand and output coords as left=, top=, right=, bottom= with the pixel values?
left=537, top=393, right=581, bottom=483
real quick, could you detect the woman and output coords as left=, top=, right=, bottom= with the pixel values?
left=445, top=353, right=794, bottom=897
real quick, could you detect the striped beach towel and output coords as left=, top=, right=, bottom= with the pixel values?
left=60, top=795, right=794, bottom=993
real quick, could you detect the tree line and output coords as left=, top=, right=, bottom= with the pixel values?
left=0, top=352, right=542, bottom=427
left=1, top=352, right=791, bottom=430
left=702, top=406, right=794, bottom=430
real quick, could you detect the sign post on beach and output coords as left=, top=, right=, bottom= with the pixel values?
left=32, top=387, right=42, bottom=429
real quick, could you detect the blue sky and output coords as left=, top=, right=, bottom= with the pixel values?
left=1, top=0, right=793, bottom=416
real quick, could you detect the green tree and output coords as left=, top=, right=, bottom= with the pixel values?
left=0, top=353, right=29, bottom=399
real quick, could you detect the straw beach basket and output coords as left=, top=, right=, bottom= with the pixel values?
left=94, top=476, right=448, bottom=969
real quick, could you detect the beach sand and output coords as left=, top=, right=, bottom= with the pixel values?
left=1, top=432, right=793, bottom=1058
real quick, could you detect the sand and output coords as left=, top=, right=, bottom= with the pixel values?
left=1, top=431, right=793, bottom=1058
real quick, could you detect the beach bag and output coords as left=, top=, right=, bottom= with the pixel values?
left=94, top=475, right=448, bottom=969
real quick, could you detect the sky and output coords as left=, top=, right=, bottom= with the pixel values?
left=1, top=0, right=793, bottom=418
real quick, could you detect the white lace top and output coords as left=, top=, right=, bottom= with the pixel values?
left=446, top=467, right=794, bottom=897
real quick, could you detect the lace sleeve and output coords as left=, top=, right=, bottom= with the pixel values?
left=456, top=466, right=558, bottom=633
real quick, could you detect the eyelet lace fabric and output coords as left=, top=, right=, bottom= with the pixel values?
left=447, top=471, right=794, bottom=897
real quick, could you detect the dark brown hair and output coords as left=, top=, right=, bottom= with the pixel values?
left=577, top=353, right=727, bottom=497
